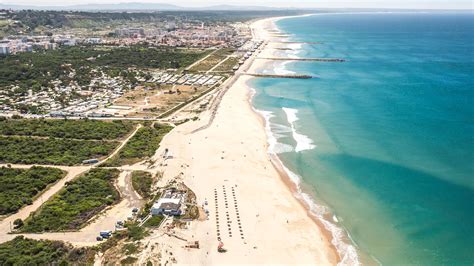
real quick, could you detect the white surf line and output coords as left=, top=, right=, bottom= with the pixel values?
left=282, top=107, right=315, bottom=152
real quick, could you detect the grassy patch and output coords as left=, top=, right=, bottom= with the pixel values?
left=0, top=20, right=10, bottom=29
left=0, top=136, right=118, bottom=165
left=0, top=118, right=134, bottom=140
left=125, top=223, right=148, bottom=241
left=213, top=56, right=240, bottom=72
left=189, top=48, right=235, bottom=72
left=122, top=243, right=140, bottom=255
left=0, top=166, right=65, bottom=215
left=131, top=171, right=153, bottom=198
left=0, top=236, right=95, bottom=265
left=121, top=256, right=138, bottom=265
left=143, top=215, right=164, bottom=228
left=20, top=168, right=120, bottom=232
left=102, top=124, right=172, bottom=166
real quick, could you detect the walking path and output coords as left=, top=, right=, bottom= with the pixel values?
left=96, top=124, right=143, bottom=165
left=207, top=55, right=231, bottom=73
left=0, top=124, right=145, bottom=245
left=0, top=165, right=91, bottom=243
left=185, top=49, right=218, bottom=71
left=18, top=170, right=145, bottom=246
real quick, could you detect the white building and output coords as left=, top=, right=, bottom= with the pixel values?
left=151, top=198, right=182, bottom=216
left=150, top=188, right=186, bottom=216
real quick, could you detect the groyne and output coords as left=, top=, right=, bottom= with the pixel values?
left=257, top=57, right=346, bottom=62
left=244, top=73, right=316, bottom=79
left=270, top=41, right=323, bottom=45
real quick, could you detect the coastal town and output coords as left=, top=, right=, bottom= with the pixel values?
left=0, top=9, right=260, bottom=119
left=0, top=9, right=279, bottom=121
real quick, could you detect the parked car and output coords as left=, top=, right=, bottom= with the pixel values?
left=99, top=231, right=112, bottom=238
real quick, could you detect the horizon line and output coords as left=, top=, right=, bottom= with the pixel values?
left=1, top=2, right=473, bottom=11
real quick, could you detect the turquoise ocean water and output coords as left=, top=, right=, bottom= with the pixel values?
left=250, top=12, right=474, bottom=265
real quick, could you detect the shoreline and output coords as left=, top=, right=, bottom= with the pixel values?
left=246, top=15, right=361, bottom=265
left=151, top=14, right=342, bottom=265
left=245, top=82, right=341, bottom=263
left=150, top=14, right=338, bottom=265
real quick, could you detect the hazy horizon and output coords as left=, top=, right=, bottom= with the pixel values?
left=1, top=0, right=473, bottom=10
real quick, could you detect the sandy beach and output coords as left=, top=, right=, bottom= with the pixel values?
left=152, top=15, right=339, bottom=265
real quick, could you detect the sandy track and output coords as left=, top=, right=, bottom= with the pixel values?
left=96, top=124, right=143, bottom=165
left=18, top=170, right=145, bottom=246
left=0, top=165, right=91, bottom=243
left=0, top=124, right=144, bottom=245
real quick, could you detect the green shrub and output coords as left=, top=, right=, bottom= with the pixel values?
left=20, top=168, right=120, bottom=232
left=143, top=216, right=164, bottom=228
left=102, top=124, right=172, bottom=166
left=121, top=256, right=138, bottom=265
left=122, top=243, right=139, bottom=255
left=0, top=236, right=94, bottom=265
left=0, top=136, right=118, bottom=165
left=0, top=166, right=65, bottom=215
left=131, top=171, right=153, bottom=198
left=0, top=119, right=134, bottom=140
left=125, top=223, right=148, bottom=241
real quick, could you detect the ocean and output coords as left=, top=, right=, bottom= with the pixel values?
left=250, top=12, right=474, bottom=265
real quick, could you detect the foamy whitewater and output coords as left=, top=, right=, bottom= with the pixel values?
left=251, top=12, right=474, bottom=266
left=282, top=107, right=316, bottom=152
left=249, top=87, right=360, bottom=265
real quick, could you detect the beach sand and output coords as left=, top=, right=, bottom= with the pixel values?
left=152, top=15, right=338, bottom=265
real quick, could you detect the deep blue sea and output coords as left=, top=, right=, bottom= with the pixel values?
left=250, top=12, right=474, bottom=265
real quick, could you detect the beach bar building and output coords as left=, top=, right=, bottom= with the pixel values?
left=151, top=198, right=182, bottom=216
left=151, top=188, right=187, bottom=216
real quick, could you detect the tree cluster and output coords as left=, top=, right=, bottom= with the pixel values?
left=102, top=123, right=173, bottom=166
left=20, top=168, right=120, bottom=232
left=0, top=166, right=65, bottom=215
left=0, top=236, right=95, bottom=265
left=0, top=118, right=134, bottom=140
left=0, top=45, right=207, bottom=90
left=0, top=136, right=118, bottom=165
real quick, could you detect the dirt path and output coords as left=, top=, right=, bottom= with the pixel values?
left=185, top=49, right=218, bottom=71
left=0, top=124, right=145, bottom=245
left=95, top=124, right=143, bottom=165
left=17, top=170, right=146, bottom=246
left=0, top=165, right=91, bottom=243
left=207, top=55, right=231, bottom=73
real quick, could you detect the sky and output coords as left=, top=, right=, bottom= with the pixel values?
left=1, top=0, right=473, bottom=9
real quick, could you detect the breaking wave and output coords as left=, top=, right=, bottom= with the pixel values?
left=282, top=107, right=316, bottom=152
